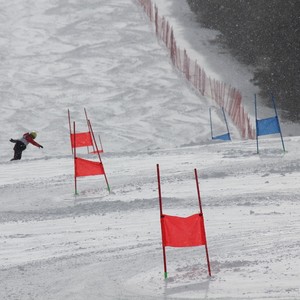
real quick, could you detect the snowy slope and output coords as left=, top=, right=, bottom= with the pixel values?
left=1, top=138, right=300, bottom=300
left=0, top=0, right=236, bottom=161
left=0, top=0, right=300, bottom=299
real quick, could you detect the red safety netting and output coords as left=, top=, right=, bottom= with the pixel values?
left=71, top=132, right=93, bottom=148
left=75, top=157, right=105, bottom=177
left=161, top=214, right=206, bottom=247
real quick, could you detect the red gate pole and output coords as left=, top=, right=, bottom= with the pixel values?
left=68, top=109, right=73, bottom=154
left=84, top=109, right=104, bottom=152
left=157, top=164, right=168, bottom=279
left=73, top=122, right=78, bottom=195
left=194, top=168, right=211, bottom=276
left=89, top=119, right=110, bottom=193
left=84, top=108, right=96, bottom=153
left=98, top=134, right=104, bottom=153
left=195, top=168, right=203, bottom=214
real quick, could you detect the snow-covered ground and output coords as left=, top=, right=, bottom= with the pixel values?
left=1, top=0, right=299, bottom=299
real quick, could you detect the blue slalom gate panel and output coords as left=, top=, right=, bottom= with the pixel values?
left=256, top=116, right=280, bottom=136
left=212, top=133, right=231, bottom=141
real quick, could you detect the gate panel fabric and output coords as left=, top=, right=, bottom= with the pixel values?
left=75, top=157, right=104, bottom=177
left=89, top=149, right=104, bottom=154
left=71, top=132, right=93, bottom=148
left=212, top=133, right=231, bottom=141
left=161, top=214, right=206, bottom=247
left=257, top=116, right=280, bottom=136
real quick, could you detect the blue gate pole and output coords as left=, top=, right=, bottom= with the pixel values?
left=272, top=95, right=286, bottom=152
left=254, top=94, right=259, bottom=154
left=209, top=107, right=213, bottom=139
left=222, top=107, right=231, bottom=141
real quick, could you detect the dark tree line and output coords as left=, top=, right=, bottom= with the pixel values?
left=186, top=0, right=300, bottom=121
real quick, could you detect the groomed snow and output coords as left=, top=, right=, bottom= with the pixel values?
left=0, top=0, right=299, bottom=299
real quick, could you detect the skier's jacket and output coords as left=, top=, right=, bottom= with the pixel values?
left=18, top=133, right=42, bottom=148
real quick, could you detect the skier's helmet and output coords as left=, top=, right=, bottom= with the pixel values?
left=30, top=131, right=37, bottom=139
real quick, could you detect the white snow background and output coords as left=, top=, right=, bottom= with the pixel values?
left=1, top=0, right=300, bottom=299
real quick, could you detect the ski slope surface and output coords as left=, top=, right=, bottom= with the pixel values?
left=0, top=0, right=299, bottom=299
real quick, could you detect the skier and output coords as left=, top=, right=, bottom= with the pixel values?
left=10, top=131, right=43, bottom=161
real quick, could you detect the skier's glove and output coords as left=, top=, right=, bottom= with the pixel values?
left=10, top=139, right=16, bottom=143
left=39, top=145, right=44, bottom=149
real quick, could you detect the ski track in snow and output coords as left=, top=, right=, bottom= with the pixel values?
left=0, top=0, right=300, bottom=299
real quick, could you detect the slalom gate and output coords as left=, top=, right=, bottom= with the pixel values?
left=156, top=164, right=211, bottom=279
left=68, top=109, right=110, bottom=194
left=68, top=108, right=104, bottom=155
left=254, top=94, right=285, bottom=153
left=209, top=106, right=231, bottom=141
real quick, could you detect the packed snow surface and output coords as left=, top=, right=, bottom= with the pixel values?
left=0, top=0, right=299, bottom=299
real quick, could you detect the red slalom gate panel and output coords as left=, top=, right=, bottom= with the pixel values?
left=75, top=157, right=105, bottom=177
left=70, top=132, right=93, bottom=148
left=161, top=213, right=206, bottom=247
